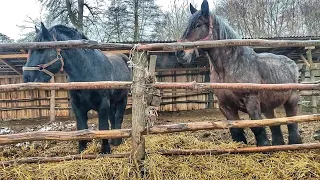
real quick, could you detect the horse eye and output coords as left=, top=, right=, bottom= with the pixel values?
left=196, top=24, right=202, bottom=28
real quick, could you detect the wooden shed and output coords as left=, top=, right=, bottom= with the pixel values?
left=0, top=36, right=320, bottom=121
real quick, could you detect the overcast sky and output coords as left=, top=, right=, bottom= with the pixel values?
left=0, top=0, right=215, bottom=40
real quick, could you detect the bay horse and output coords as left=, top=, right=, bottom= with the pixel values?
left=176, top=0, right=302, bottom=146
left=23, top=23, right=132, bottom=154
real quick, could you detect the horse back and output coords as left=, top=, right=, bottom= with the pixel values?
left=256, top=53, right=299, bottom=84
left=107, top=54, right=132, bottom=82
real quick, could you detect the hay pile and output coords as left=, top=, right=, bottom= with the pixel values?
left=1, top=132, right=319, bottom=180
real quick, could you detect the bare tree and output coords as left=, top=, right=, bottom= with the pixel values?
left=299, top=0, right=320, bottom=36
left=38, top=0, right=106, bottom=33
left=100, top=0, right=131, bottom=42
left=124, top=0, right=163, bottom=41
left=215, top=0, right=309, bottom=38
left=151, top=0, right=197, bottom=40
left=0, top=33, right=14, bottom=43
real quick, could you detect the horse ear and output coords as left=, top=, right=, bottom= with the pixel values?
left=35, top=26, right=40, bottom=33
left=40, top=22, right=51, bottom=38
left=190, top=3, right=197, bottom=14
left=201, top=0, right=209, bottom=16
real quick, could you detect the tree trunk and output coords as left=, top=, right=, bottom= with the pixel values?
left=133, top=0, right=139, bottom=41
left=77, top=0, right=84, bottom=32
left=65, top=0, right=84, bottom=32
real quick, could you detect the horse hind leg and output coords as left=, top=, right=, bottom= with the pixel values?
left=110, top=97, right=127, bottom=146
left=245, top=95, right=271, bottom=146
left=284, top=94, right=302, bottom=144
left=219, top=105, right=247, bottom=144
left=109, top=102, right=116, bottom=130
left=263, top=110, right=285, bottom=145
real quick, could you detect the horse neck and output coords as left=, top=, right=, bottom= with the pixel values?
left=207, top=16, right=256, bottom=81
left=61, top=48, right=102, bottom=81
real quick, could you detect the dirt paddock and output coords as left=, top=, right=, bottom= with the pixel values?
left=1, top=108, right=320, bottom=179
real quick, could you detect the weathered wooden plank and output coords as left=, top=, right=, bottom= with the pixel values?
left=131, top=51, right=147, bottom=162
left=1, top=114, right=319, bottom=145
left=0, top=40, right=134, bottom=50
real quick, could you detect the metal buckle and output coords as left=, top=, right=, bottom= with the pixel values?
left=37, top=65, right=44, bottom=71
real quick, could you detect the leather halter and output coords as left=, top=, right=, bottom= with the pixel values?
left=200, top=16, right=213, bottom=41
left=177, top=16, right=213, bottom=58
left=22, top=35, right=64, bottom=77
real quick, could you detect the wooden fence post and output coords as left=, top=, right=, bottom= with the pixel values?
left=49, top=77, right=56, bottom=122
left=131, top=51, right=147, bottom=164
left=306, top=46, right=317, bottom=113
left=146, top=54, right=161, bottom=125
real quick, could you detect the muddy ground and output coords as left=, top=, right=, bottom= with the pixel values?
left=1, top=108, right=319, bottom=159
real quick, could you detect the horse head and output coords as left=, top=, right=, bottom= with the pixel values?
left=23, top=22, right=87, bottom=83
left=176, top=0, right=211, bottom=64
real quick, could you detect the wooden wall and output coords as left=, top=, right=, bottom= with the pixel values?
left=0, top=67, right=212, bottom=121
left=0, top=75, right=70, bottom=121
left=297, top=62, right=320, bottom=113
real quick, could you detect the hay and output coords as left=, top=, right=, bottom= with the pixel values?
left=1, top=132, right=320, bottom=180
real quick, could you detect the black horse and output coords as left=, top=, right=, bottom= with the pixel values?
left=176, top=0, right=302, bottom=146
left=23, top=23, right=132, bottom=154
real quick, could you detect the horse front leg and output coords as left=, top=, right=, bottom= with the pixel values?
left=71, top=104, right=89, bottom=153
left=98, top=99, right=111, bottom=154
left=245, top=95, right=271, bottom=146
left=109, top=97, right=127, bottom=146
left=219, top=104, right=247, bottom=144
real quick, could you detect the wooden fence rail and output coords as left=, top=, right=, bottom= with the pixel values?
left=159, top=143, right=320, bottom=156
left=1, top=114, right=319, bottom=145
left=0, top=81, right=320, bottom=92
left=137, top=39, right=320, bottom=51
left=1, top=39, right=320, bottom=50
left=0, top=40, right=134, bottom=50
left=1, top=143, right=319, bottom=166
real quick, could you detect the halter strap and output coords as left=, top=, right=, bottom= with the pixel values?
left=177, top=16, right=214, bottom=58
left=22, top=35, right=64, bottom=77
left=200, top=16, right=214, bottom=41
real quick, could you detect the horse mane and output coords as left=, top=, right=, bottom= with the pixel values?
left=212, top=14, right=241, bottom=40
left=211, top=13, right=256, bottom=55
left=34, top=24, right=89, bottom=42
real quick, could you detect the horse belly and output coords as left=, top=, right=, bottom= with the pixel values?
left=259, top=91, right=291, bottom=111
left=215, top=89, right=292, bottom=113
left=214, top=89, right=247, bottom=111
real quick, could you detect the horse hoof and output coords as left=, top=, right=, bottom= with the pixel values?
left=288, top=137, right=302, bottom=144
left=100, top=144, right=111, bottom=154
left=100, top=148, right=111, bottom=154
left=110, top=138, right=123, bottom=146
left=257, top=140, right=271, bottom=147
left=78, top=147, right=87, bottom=154
left=314, top=130, right=320, bottom=141
left=272, top=139, right=285, bottom=146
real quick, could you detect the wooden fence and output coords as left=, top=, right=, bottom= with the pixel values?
left=0, top=39, right=320, bottom=167
left=0, top=67, right=212, bottom=121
